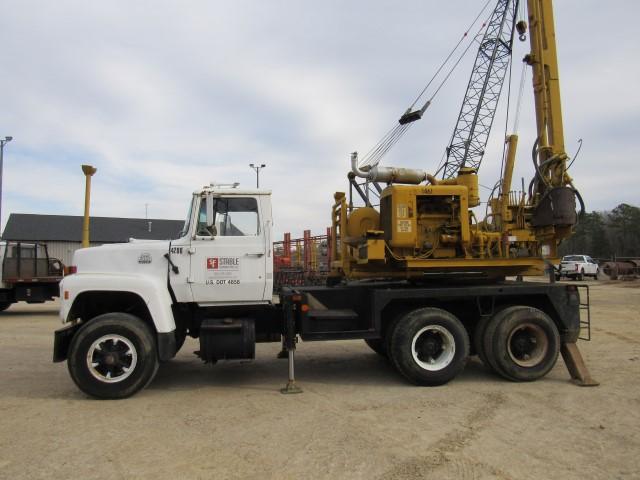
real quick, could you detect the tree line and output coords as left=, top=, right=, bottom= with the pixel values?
left=558, top=203, right=640, bottom=259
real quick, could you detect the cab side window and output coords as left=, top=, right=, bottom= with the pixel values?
left=195, top=197, right=259, bottom=237
left=214, top=198, right=259, bottom=236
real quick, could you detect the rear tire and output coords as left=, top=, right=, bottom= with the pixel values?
left=364, top=338, right=387, bottom=357
left=68, top=313, right=159, bottom=399
left=486, top=306, right=560, bottom=382
left=577, top=269, right=584, bottom=281
left=389, top=307, right=469, bottom=386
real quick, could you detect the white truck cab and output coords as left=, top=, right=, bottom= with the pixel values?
left=55, top=184, right=274, bottom=398
left=60, top=184, right=273, bottom=330
left=168, top=184, right=273, bottom=306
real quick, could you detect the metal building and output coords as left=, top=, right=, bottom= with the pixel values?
left=2, top=214, right=183, bottom=266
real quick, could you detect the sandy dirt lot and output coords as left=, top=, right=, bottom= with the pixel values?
left=0, top=280, right=639, bottom=480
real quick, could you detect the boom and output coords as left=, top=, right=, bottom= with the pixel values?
left=443, top=0, right=518, bottom=179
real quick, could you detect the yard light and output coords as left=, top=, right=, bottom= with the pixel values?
left=249, top=163, right=266, bottom=188
left=0, top=135, right=14, bottom=230
left=81, top=164, right=97, bottom=248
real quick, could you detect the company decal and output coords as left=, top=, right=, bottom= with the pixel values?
left=138, top=252, right=152, bottom=264
left=206, top=257, right=241, bottom=285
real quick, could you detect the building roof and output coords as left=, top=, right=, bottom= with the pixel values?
left=2, top=214, right=184, bottom=243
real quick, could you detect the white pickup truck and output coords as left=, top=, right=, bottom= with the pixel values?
left=557, top=255, right=599, bottom=281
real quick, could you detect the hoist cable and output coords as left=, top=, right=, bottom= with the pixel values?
left=498, top=53, right=515, bottom=191
left=357, top=1, right=495, bottom=171
left=409, top=0, right=493, bottom=110
left=567, top=138, right=583, bottom=169
left=512, top=61, right=527, bottom=133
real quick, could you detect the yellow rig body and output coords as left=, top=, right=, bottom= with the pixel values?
left=331, top=157, right=552, bottom=281
left=330, top=0, right=577, bottom=282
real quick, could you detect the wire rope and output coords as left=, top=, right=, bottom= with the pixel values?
left=357, top=1, right=495, bottom=170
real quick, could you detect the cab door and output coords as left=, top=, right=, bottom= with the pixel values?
left=189, top=195, right=267, bottom=305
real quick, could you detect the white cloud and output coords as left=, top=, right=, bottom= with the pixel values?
left=1, top=0, right=638, bottom=240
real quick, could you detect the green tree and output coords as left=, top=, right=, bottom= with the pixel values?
left=589, top=212, right=610, bottom=258
left=608, top=204, right=640, bottom=257
left=559, top=211, right=610, bottom=258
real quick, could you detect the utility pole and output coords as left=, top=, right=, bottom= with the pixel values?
left=0, top=136, right=14, bottom=231
left=249, top=163, right=266, bottom=188
left=145, top=203, right=149, bottom=219
left=81, top=164, right=97, bottom=248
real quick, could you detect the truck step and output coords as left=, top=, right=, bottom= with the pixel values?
left=301, top=330, right=375, bottom=341
left=306, top=309, right=358, bottom=321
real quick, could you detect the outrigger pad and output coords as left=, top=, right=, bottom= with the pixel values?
left=561, top=342, right=599, bottom=387
left=280, top=381, right=303, bottom=394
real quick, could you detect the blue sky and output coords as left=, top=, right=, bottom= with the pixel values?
left=1, top=0, right=639, bottom=240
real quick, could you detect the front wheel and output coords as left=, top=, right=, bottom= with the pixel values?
left=388, top=308, right=469, bottom=386
left=67, top=313, right=159, bottom=399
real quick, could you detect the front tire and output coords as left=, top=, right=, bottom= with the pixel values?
left=389, top=308, right=469, bottom=386
left=68, top=313, right=159, bottom=399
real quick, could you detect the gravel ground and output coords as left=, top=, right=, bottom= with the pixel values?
left=0, top=280, right=639, bottom=479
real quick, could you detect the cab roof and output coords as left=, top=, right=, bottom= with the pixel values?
left=194, top=184, right=272, bottom=196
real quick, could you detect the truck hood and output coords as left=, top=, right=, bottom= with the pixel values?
left=72, top=239, right=171, bottom=276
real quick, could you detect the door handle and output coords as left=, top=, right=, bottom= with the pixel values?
left=246, top=252, right=264, bottom=257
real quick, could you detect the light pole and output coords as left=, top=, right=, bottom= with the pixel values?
left=81, top=164, right=97, bottom=248
left=249, top=163, right=266, bottom=188
left=0, top=136, right=13, bottom=231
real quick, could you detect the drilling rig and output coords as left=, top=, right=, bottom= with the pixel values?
left=330, top=0, right=582, bottom=282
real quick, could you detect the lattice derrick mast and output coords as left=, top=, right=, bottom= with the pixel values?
left=443, top=0, right=518, bottom=179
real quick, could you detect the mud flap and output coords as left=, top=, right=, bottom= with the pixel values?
left=53, top=323, right=81, bottom=362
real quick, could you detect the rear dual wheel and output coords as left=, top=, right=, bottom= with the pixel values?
left=481, top=306, right=560, bottom=382
left=388, top=308, right=469, bottom=386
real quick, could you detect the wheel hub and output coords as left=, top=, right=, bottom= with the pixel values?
left=507, top=323, right=548, bottom=367
left=86, top=335, right=138, bottom=383
left=411, top=325, right=455, bottom=371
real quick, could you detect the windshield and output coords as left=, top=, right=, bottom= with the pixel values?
left=178, top=196, right=196, bottom=238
